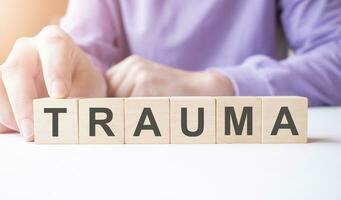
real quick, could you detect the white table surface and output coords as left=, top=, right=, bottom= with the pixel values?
left=0, top=107, right=340, bottom=200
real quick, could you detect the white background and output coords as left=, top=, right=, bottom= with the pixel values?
left=0, top=107, right=340, bottom=200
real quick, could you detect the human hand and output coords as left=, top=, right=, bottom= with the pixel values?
left=0, top=25, right=107, bottom=141
left=106, top=55, right=235, bottom=97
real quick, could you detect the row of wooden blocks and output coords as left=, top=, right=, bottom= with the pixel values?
left=33, top=96, right=308, bottom=144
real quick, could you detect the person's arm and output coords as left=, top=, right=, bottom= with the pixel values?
left=60, top=0, right=122, bottom=71
left=211, top=0, right=341, bottom=106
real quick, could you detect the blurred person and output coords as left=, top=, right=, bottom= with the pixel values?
left=0, top=0, right=340, bottom=141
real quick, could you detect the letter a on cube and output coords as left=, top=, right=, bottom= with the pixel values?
left=34, top=98, right=78, bottom=144
left=125, top=97, right=170, bottom=144
left=262, top=97, right=308, bottom=143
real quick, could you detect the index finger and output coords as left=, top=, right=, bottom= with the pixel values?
left=2, top=38, right=38, bottom=141
left=35, top=25, right=76, bottom=98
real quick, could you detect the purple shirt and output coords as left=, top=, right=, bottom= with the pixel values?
left=60, top=0, right=341, bottom=106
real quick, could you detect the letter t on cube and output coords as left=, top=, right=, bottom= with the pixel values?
left=34, top=98, right=79, bottom=144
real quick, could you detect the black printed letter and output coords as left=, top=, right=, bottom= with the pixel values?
left=89, top=108, right=114, bottom=137
left=181, top=107, right=204, bottom=137
left=225, top=107, right=253, bottom=135
left=134, top=108, right=161, bottom=136
left=271, top=107, right=298, bottom=135
left=44, top=108, right=67, bottom=137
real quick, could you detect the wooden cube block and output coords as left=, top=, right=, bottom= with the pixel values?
left=79, top=98, right=124, bottom=144
left=34, top=98, right=78, bottom=144
left=125, top=97, right=170, bottom=144
left=262, top=97, right=308, bottom=143
left=171, top=97, right=215, bottom=144
left=216, top=97, right=261, bottom=143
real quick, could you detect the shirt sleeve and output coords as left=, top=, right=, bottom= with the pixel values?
left=212, top=0, right=341, bottom=106
left=59, top=0, right=120, bottom=71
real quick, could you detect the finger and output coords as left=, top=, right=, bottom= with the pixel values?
left=105, top=59, right=134, bottom=97
left=35, top=25, right=75, bottom=98
left=0, top=122, right=15, bottom=133
left=106, top=66, right=130, bottom=97
left=106, top=55, right=140, bottom=76
left=0, top=68, right=18, bottom=131
left=106, top=55, right=144, bottom=97
left=2, top=68, right=37, bottom=141
left=110, top=73, right=135, bottom=97
left=110, top=64, right=146, bottom=97
left=105, top=55, right=145, bottom=96
left=2, top=38, right=38, bottom=142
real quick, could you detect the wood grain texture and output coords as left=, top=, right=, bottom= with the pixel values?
left=79, top=98, right=124, bottom=144
left=170, top=97, right=215, bottom=144
left=216, top=97, right=261, bottom=143
left=125, top=97, right=170, bottom=144
left=262, top=97, right=308, bottom=143
left=34, top=98, right=78, bottom=144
